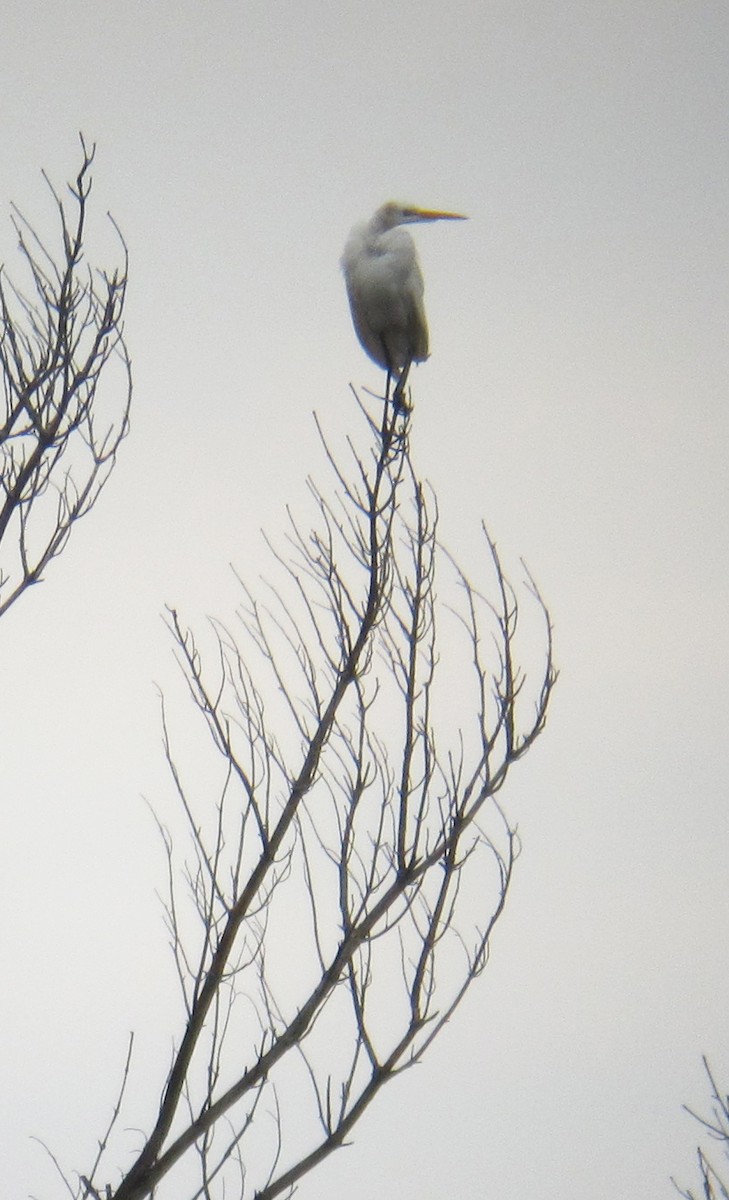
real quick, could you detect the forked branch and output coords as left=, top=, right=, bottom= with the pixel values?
left=80, top=398, right=555, bottom=1200
left=0, top=134, right=131, bottom=617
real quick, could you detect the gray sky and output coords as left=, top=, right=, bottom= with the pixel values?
left=1, top=2, right=728, bottom=1197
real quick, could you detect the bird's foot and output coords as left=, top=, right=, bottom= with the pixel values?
left=392, top=390, right=412, bottom=415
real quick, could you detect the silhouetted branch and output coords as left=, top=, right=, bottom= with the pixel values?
left=0, top=134, right=131, bottom=616
left=673, top=1058, right=729, bottom=1200
left=57, top=398, right=554, bottom=1200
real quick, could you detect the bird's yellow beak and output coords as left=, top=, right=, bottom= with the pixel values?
left=406, top=207, right=468, bottom=222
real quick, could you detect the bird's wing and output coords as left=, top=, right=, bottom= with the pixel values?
left=382, top=250, right=429, bottom=367
left=401, top=279, right=429, bottom=363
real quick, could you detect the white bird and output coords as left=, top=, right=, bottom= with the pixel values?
left=341, top=201, right=466, bottom=401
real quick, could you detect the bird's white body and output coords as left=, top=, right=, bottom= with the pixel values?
left=341, top=202, right=466, bottom=378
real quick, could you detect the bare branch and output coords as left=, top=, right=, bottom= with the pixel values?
left=77, top=397, right=554, bottom=1200
left=674, top=1059, right=729, bottom=1200
left=0, top=134, right=131, bottom=617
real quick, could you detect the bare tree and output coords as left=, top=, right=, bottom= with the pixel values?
left=674, top=1059, right=729, bottom=1200
left=61, top=396, right=556, bottom=1200
left=0, top=135, right=130, bottom=618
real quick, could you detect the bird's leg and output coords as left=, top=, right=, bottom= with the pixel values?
left=380, top=337, right=411, bottom=415
left=380, top=337, right=396, bottom=408
left=392, top=358, right=413, bottom=413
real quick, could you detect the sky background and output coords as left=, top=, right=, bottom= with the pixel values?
left=1, top=1, right=728, bottom=1197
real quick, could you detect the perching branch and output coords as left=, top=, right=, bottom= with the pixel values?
left=77, top=397, right=555, bottom=1200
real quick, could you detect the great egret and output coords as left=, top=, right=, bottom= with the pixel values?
left=341, top=201, right=466, bottom=403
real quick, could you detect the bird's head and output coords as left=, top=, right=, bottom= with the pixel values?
left=374, top=202, right=468, bottom=232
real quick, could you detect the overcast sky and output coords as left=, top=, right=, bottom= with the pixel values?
left=1, top=2, right=728, bottom=1198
